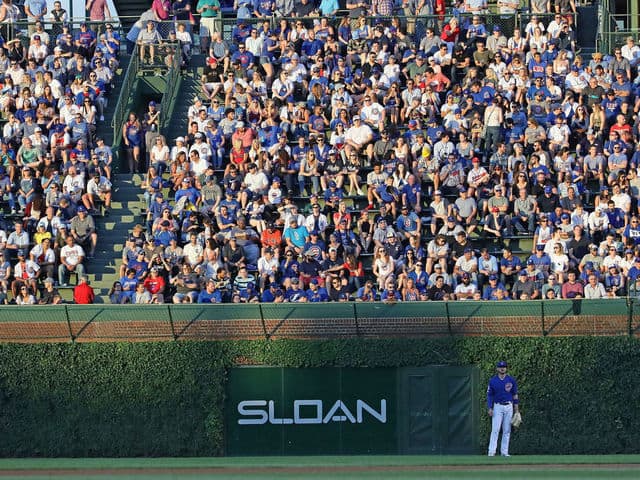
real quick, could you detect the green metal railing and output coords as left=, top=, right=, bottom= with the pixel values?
left=598, top=13, right=639, bottom=53
left=158, top=42, right=182, bottom=135
left=110, top=39, right=181, bottom=156
left=598, top=0, right=640, bottom=54
left=212, top=12, right=519, bottom=43
left=111, top=46, right=139, bottom=147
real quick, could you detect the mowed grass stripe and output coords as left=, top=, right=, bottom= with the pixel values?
left=0, top=456, right=640, bottom=470
left=1, top=467, right=640, bottom=480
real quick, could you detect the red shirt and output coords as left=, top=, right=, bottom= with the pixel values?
left=74, top=282, right=95, bottom=304
left=261, top=229, right=282, bottom=250
left=441, top=24, right=460, bottom=43
left=144, top=275, right=166, bottom=294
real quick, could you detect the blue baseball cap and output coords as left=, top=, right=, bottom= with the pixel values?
left=497, top=361, right=508, bottom=368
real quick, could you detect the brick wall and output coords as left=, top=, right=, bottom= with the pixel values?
left=0, top=312, right=633, bottom=342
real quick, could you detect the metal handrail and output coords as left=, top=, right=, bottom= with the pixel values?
left=111, top=46, right=139, bottom=145
left=159, top=42, right=182, bottom=135
left=596, top=0, right=640, bottom=53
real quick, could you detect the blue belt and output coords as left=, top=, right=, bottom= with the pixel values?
left=498, top=402, right=512, bottom=405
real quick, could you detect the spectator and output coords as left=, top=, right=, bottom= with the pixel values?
left=11, top=250, right=39, bottom=298
left=29, top=237, right=55, bottom=280
left=132, top=281, right=152, bottom=304
left=427, top=275, right=453, bottom=301
left=58, top=236, right=86, bottom=286
left=561, top=270, right=584, bottom=298
left=143, top=266, right=166, bottom=303
left=454, top=272, right=478, bottom=300
left=74, top=275, right=95, bottom=304
left=108, top=281, right=125, bottom=304
left=137, top=20, right=163, bottom=64
left=512, top=270, right=540, bottom=299
left=15, top=285, right=37, bottom=305
left=38, top=277, right=61, bottom=304
left=70, top=205, right=98, bottom=258
left=584, top=273, right=608, bottom=299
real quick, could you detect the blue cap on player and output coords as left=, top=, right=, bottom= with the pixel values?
left=496, top=361, right=508, bottom=368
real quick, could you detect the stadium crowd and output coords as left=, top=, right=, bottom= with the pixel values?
left=0, top=1, right=119, bottom=304
left=4, top=0, right=640, bottom=305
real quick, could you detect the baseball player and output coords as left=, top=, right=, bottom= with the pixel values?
left=487, top=360, right=520, bottom=457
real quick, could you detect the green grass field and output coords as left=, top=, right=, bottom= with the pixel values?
left=0, top=456, right=638, bottom=479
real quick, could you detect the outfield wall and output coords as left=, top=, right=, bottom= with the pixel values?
left=0, top=338, right=638, bottom=457
left=0, top=298, right=638, bottom=342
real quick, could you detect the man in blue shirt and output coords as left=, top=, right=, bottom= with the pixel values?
left=283, top=217, right=308, bottom=255
left=197, top=278, right=222, bottom=303
left=500, top=247, right=522, bottom=289
left=402, top=174, right=422, bottom=212
left=396, top=205, right=421, bottom=241
left=604, top=201, right=626, bottom=236
left=601, top=90, right=621, bottom=126
left=230, top=44, right=255, bottom=70
left=25, top=0, right=47, bottom=33
left=627, top=257, right=640, bottom=284
left=301, top=30, right=323, bottom=63
left=305, top=279, right=329, bottom=302
left=487, top=360, right=520, bottom=457
left=482, top=274, right=505, bottom=300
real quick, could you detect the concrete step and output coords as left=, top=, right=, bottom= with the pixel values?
left=103, top=201, right=143, bottom=211
left=110, top=194, right=146, bottom=204
left=99, top=215, right=140, bottom=231
left=167, top=62, right=206, bottom=135
left=88, top=171, right=145, bottom=295
left=113, top=183, right=145, bottom=192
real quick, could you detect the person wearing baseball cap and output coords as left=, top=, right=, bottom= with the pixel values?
left=482, top=273, right=505, bottom=300
left=487, top=360, right=520, bottom=457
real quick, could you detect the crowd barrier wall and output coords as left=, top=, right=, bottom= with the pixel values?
left=0, top=298, right=637, bottom=342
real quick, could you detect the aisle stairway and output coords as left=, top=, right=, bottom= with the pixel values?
left=89, top=173, right=144, bottom=303
left=166, top=54, right=206, bottom=137
left=78, top=52, right=204, bottom=302
left=71, top=53, right=135, bottom=302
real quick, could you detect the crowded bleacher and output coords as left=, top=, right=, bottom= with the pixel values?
left=0, top=0, right=123, bottom=304
left=3, top=0, right=640, bottom=305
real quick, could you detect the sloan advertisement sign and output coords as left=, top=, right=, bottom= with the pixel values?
left=237, top=399, right=388, bottom=425
left=226, top=367, right=397, bottom=455
left=226, top=366, right=479, bottom=456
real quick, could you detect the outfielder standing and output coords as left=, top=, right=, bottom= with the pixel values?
left=487, top=360, right=520, bottom=457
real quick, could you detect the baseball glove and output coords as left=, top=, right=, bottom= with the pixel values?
left=511, top=411, right=522, bottom=428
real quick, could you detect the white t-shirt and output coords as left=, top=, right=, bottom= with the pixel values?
left=60, top=244, right=85, bottom=266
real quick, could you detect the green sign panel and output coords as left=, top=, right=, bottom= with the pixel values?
left=226, top=367, right=396, bottom=455
left=226, top=366, right=478, bottom=456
